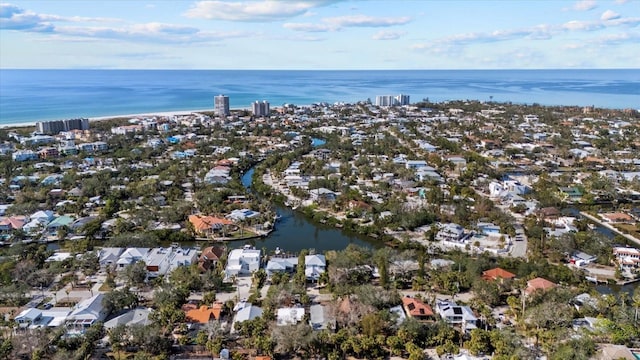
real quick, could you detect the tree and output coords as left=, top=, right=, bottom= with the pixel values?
left=633, top=285, right=640, bottom=323
left=124, top=261, right=147, bottom=287
left=466, top=329, right=493, bottom=356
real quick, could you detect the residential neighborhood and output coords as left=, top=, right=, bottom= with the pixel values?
left=0, top=98, right=639, bottom=360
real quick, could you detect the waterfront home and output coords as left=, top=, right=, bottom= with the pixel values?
left=309, top=188, right=338, bottom=203
left=599, top=212, right=634, bottom=224
left=188, top=214, right=235, bottom=236
left=571, top=251, right=597, bottom=266
left=613, top=247, right=640, bottom=269
left=98, top=247, right=125, bottom=269
left=265, top=257, right=298, bottom=277
left=305, top=254, right=326, bottom=281
left=45, top=215, right=74, bottom=235
left=198, top=246, right=225, bottom=272
left=143, top=247, right=174, bottom=277
left=65, top=293, right=108, bottom=333
left=0, top=215, right=27, bottom=232
left=167, top=247, right=198, bottom=272
left=225, top=247, right=261, bottom=278
left=116, top=248, right=150, bottom=270
left=402, top=296, right=435, bottom=322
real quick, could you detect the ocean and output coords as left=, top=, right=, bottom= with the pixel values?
left=0, top=69, right=639, bottom=126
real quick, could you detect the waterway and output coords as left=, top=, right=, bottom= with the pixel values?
left=234, top=166, right=380, bottom=254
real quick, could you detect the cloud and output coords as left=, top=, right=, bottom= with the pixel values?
left=411, top=14, right=640, bottom=52
left=573, top=0, right=597, bottom=11
left=283, top=22, right=333, bottom=32
left=183, top=0, right=334, bottom=22
left=614, top=0, right=628, bottom=4
left=592, top=31, right=640, bottom=45
left=601, top=9, right=621, bottom=20
left=324, top=15, right=411, bottom=27
left=284, top=14, right=411, bottom=32
left=0, top=3, right=120, bottom=32
left=372, top=30, right=406, bottom=40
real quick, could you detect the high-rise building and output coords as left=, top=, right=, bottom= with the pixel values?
left=214, top=94, right=230, bottom=116
left=36, top=118, right=89, bottom=135
left=395, top=94, right=410, bottom=106
left=251, top=100, right=270, bottom=117
left=375, top=95, right=396, bottom=107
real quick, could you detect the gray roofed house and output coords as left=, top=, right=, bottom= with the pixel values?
left=65, top=293, right=108, bottom=333
left=232, top=304, right=263, bottom=333
left=98, top=247, right=125, bottom=268
left=104, top=308, right=152, bottom=330
left=265, top=257, right=298, bottom=277
left=305, top=254, right=326, bottom=281
left=309, top=304, right=328, bottom=330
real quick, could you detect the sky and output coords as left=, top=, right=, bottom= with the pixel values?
left=0, top=0, right=638, bottom=69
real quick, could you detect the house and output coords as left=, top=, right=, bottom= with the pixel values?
left=116, top=248, right=150, bottom=270
left=595, top=344, right=637, bottom=360
left=185, top=304, right=223, bottom=324
left=65, top=293, right=109, bottom=332
left=309, top=188, right=338, bottom=203
left=167, top=247, right=198, bottom=272
left=481, top=267, right=516, bottom=282
left=198, top=246, right=225, bottom=272
left=232, top=304, right=263, bottom=333
left=401, top=296, right=435, bottom=322
left=276, top=307, right=305, bottom=326
left=305, top=254, right=326, bottom=281
left=143, top=247, right=173, bottom=277
left=309, top=304, right=328, bottom=330
left=436, top=223, right=465, bottom=242
left=613, top=247, right=640, bottom=269
left=571, top=251, right=597, bottom=266
left=15, top=307, right=70, bottom=329
left=600, top=212, right=634, bottom=223
left=265, top=257, right=298, bottom=277
left=0, top=215, right=27, bottom=232
left=98, top=247, right=125, bottom=268
left=225, top=247, right=261, bottom=278
left=435, top=300, right=477, bottom=332
left=188, top=214, right=235, bottom=236
left=104, top=308, right=152, bottom=330
left=46, top=215, right=74, bottom=235
left=525, top=277, right=557, bottom=295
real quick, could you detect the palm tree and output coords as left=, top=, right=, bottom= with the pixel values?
left=632, top=286, right=640, bottom=323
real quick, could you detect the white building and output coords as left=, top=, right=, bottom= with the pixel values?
left=305, top=254, right=326, bottom=281
left=214, top=94, right=230, bottom=116
left=65, top=293, right=109, bottom=332
left=252, top=100, right=270, bottom=117
left=225, top=247, right=261, bottom=278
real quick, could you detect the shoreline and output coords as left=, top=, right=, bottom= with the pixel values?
left=0, top=108, right=242, bottom=129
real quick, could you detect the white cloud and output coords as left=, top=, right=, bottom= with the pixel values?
left=324, top=15, right=411, bottom=27
left=614, top=0, right=628, bottom=4
left=372, top=30, right=406, bottom=40
left=283, top=22, right=334, bottom=32
left=183, top=0, right=333, bottom=22
left=562, top=20, right=603, bottom=31
left=0, top=3, right=119, bottom=32
left=592, top=31, right=640, bottom=44
left=284, top=14, right=411, bottom=32
left=601, top=9, right=621, bottom=20
left=573, top=0, right=597, bottom=11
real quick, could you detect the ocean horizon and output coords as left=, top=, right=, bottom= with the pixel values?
left=1, top=69, right=639, bottom=126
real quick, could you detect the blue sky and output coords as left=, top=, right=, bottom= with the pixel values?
left=1, top=0, right=638, bottom=69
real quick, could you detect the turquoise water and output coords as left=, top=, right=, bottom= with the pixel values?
left=1, top=69, right=639, bottom=125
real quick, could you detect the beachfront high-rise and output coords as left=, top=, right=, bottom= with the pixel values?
left=375, top=94, right=410, bottom=107
left=214, top=94, right=230, bottom=116
left=251, top=100, right=270, bottom=117
left=36, top=118, right=89, bottom=135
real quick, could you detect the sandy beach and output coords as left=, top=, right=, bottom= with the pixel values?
left=0, top=108, right=217, bottom=129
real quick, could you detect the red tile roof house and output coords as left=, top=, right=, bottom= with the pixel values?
left=402, top=296, right=435, bottom=322
left=525, top=277, right=557, bottom=296
left=481, top=267, right=516, bottom=282
left=599, top=212, right=634, bottom=224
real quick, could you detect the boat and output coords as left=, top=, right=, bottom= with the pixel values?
left=275, top=247, right=282, bottom=255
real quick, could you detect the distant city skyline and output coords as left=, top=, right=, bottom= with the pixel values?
left=1, top=0, right=638, bottom=69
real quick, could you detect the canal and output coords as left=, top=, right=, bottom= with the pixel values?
left=232, top=166, right=381, bottom=253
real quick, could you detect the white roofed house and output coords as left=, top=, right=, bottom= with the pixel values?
left=65, top=293, right=109, bottom=333
left=435, top=300, right=478, bottom=333
left=167, top=247, right=199, bottom=273
left=143, top=247, right=174, bottom=278
left=305, top=254, right=326, bottom=281
left=225, top=247, right=261, bottom=278
left=277, top=307, right=305, bottom=326
left=265, top=256, right=298, bottom=277
left=116, top=248, right=150, bottom=270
